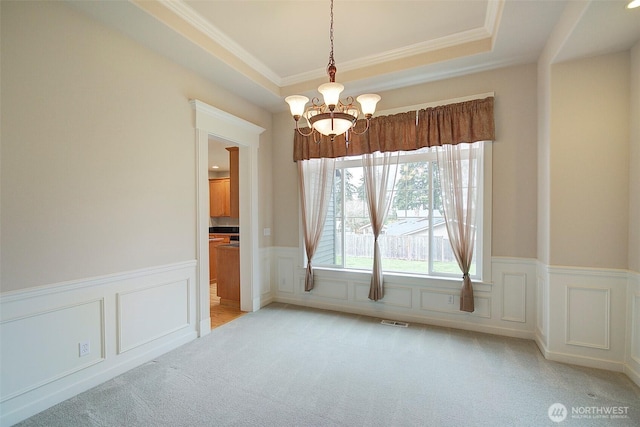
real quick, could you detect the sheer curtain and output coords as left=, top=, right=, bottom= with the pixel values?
left=362, top=152, right=399, bottom=301
left=436, top=142, right=482, bottom=312
left=298, top=158, right=336, bottom=291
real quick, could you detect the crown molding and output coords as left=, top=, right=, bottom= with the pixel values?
left=281, top=26, right=493, bottom=87
left=158, top=0, right=504, bottom=90
left=159, top=0, right=282, bottom=86
left=485, top=0, right=505, bottom=47
left=279, top=0, right=504, bottom=86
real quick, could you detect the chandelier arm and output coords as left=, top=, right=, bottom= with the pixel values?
left=349, top=117, right=373, bottom=136
left=342, top=96, right=355, bottom=107
left=294, top=119, right=315, bottom=137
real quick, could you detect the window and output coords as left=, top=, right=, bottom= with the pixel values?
left=311, top=143, right=487, bottom=280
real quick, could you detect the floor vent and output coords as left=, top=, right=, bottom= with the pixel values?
left=381, top=319, right=409, bottom=328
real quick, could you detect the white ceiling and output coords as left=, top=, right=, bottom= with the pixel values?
left=69, top=0, right=640, bottom=171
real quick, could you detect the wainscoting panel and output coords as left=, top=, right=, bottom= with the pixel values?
left=0, top=261, right=197, bottom=426
left=565, top=286, right=610, bottom=349
left=632, top=292, right=640, bottom=364
left=0, top=299, right=104, bottom=403
left=418, top=289, right=490, bottom=318
left=354, top=282, right=413, bottom=308
left=536, top=272, right=547, bottom=344
left=260, top=249, right=271, bottom=296
left=276, top=255, right=295, bottom=294
left=420, top=289, right=459, bottom=314
left=627, top=273, right=640, bottom=387
left=501, top=272, right=527, bottom=323
left=309, top=278, right=349, bottom=300
left=117, top=279, right=191, bottom=354
left=272, top=249, right=536, bottom=339
left=472, top=295, right=492, bottom=318
left=539, top=265, right=628, bottom=373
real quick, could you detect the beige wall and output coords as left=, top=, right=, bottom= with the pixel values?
left=549, top=52, right=630, bottom=270
left=272, top=111, right=300, bottom=248
left=258, top=127, right=274, bottom=248
left=630, top=41, right=640, bottom=273
left=0, top=1, right=272, bottom=291
left=272, top=63, right=539, bottom=259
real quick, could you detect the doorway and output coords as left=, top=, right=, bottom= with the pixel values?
left=208, top=138, right=244, bottom=328
left=192, top=99, right=265, bottom=337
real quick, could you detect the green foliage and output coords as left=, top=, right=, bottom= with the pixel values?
left=394, top=162, right=430, bottom=212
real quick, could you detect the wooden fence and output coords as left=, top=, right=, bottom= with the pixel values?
left=344, top=233, right=455, bottom=262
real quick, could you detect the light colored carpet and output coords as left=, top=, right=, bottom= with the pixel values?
left=18, top=303, right=640, bottom=426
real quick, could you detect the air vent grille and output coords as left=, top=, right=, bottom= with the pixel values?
left=380, top=319, right=409, bottom=328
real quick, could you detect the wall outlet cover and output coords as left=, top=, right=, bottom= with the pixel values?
left=79, top=340, right=91, bottom=357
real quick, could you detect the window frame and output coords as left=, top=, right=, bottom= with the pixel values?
left=298, top=95, right=493, bottom=285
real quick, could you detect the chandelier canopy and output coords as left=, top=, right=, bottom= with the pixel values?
left=285, top=0, right=380, bottom=143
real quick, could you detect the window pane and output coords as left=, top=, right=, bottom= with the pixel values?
left=431, top=152, right=478, bottom=277
left=314, top=169, right=340, bottom=266
left=380, top=161, right=431, bottom=274
left=343, top=166, right=372, bottom=270
left=309, top=144, right=482, bottom=279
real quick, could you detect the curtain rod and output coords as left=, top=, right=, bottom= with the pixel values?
left=376, top=91, right=495, bottom=117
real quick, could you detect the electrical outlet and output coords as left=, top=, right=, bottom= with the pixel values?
left=447, top=295, right=455, bottom=305
left=263, top=228, right=271, bottom=236
left=79, top=340, right=91, bottom=357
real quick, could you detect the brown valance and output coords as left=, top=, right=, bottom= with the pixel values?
left=293, top=96, right=495, bottom=161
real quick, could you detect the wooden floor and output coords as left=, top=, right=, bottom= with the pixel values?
left=210, top=282, right=245, bottom=329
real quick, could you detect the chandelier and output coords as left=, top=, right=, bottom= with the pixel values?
left=285, top=0, right=380, bottom=143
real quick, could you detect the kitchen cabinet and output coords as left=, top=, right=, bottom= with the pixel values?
left=209, top=147, right=239, bottom=218
left=209, top=178, right=230, bottom=217
left=216, top=244, right=240, bottom=305
left=208, top=235, right=229, bottom=284
left=226, top=147, right=239, bottom=218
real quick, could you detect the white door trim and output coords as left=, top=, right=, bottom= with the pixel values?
left=190, top=100, right=265, bottom=336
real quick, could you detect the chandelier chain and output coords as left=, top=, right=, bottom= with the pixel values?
left=327, top=0, right=336, bottom=82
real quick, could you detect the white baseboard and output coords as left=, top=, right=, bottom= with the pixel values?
left=275, top=294, right=535, bottom=340
left=534, top=335, right=625, bottom=372
left=199, top=318, right=212, bottom=337
left=624, top=362, right=640, bottom=389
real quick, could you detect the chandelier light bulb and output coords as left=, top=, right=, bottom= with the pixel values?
left=627, top=0, right=640, bottom=9
left=318, top=82, right=344, bottom=108
left=312, top=116, right=354, bottom=137
left=357, top=94, right=381, bottom=116
left=285, top=95, right=309, bottom=119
